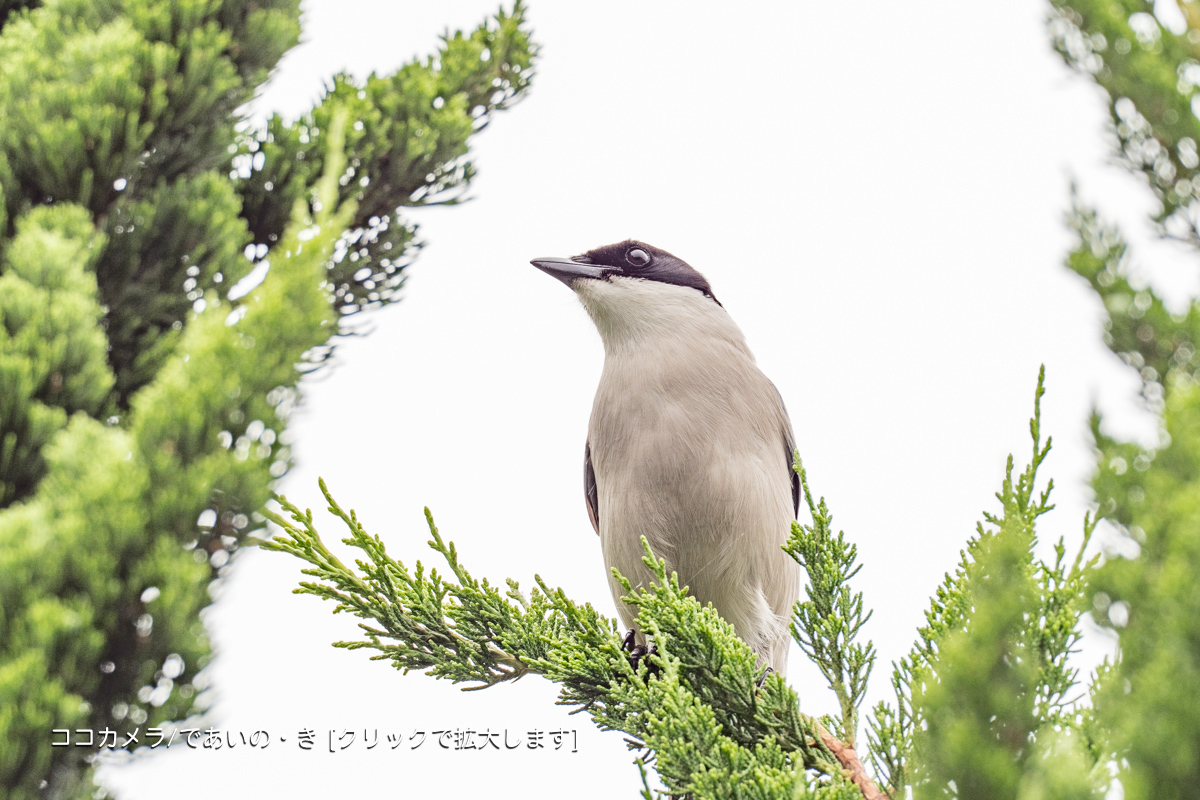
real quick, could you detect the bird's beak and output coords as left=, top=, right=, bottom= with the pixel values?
left=530, top=256, right=612, bottom=287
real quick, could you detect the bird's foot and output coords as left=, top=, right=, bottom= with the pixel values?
left=621, top=628, right=659, bottom=675
left=756, top=666, right=774, bottom=690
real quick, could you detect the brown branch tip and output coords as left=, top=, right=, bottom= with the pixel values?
left=817, top=725, right=890, bottom=800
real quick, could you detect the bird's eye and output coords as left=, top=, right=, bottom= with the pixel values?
left=626, top=248, right=650, bottom=267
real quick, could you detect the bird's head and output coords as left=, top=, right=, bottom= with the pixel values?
left=530, top=240, right=728, bottom=347
left=530, top=240, right=719, bottom=305
left=532, top=242, right=720, bottom=345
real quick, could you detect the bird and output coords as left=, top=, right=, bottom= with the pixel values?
left=530, top=240, right=801, bottom=674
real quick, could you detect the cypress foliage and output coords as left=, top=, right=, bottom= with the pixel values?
left=266, top=375, right=1100, bottom=799
left=869, top=374, right=1103, bottom=799
left=0, top=1, right=537, bottom=797
left=1049, top=2, right=1200, bottom=797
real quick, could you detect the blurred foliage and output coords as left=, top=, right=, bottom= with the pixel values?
left=1050, top=0, right=1200, bottom=244
left=233, top=3, right=534, bottom=319
left=865, top=373, right=1103, bottom=799
left=0, top=1, right=537, bottom=797
left=1050, top=1, right=1200, bottom=797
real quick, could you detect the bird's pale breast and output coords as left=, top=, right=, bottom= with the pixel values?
left=588, top=335, right=799, bottom=671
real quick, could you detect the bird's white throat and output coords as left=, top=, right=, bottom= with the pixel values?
left=573, top=276, right=750, bottom=358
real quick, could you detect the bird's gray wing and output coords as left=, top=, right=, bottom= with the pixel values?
left=584, top=440, right=600, bottom=535
left=784, top=426, right=800, bottom=519
left=770, top=381, right=800, bottom=519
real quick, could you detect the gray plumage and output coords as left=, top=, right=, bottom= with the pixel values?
left=531, top=240, right=800, bottom=673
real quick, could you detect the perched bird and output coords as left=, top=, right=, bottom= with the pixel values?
left=531, top=240, right=801, bottom=673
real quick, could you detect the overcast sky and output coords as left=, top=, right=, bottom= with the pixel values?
left=99, top=0, right=1190, bottom=796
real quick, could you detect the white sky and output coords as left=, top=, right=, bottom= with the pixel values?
left=99, top=0, right=1191, bottom=796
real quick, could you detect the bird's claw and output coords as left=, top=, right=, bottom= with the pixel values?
left=621, top=628, right=659, bottom=675
left=756, top=666, right=774, bottom=690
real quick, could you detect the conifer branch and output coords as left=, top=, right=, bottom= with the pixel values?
left=816, top=725, right=888, bottom=800
left=261, top=480, right=885, bottom=798
left=865, top=368, right=1101, bottom=797
left=263, top=372, right=1109, bottom=799
left=784, top=455, right=877, bottom=751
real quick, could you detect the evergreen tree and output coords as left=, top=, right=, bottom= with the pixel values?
left=1047, top=2, right=1200, bottom=797
left=0, top=1, right=537, bottom=798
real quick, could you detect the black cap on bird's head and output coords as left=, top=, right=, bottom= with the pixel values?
left=530, top=240, right=720, bottom=305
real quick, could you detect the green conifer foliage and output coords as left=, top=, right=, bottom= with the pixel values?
left=1049, top=2, right=1200, bottom=797
left=0, top=206, right=114, bottom=506
left=233, top=5, right=534, bottom=319
left=264, top=378, right=1102, bottom=800
left=262, top=476, right=869, bottom=799
left=0, top=1, right=537, bottom=797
